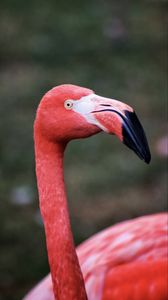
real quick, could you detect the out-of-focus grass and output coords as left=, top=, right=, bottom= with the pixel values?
left=0, top=1, right=167, bottom=299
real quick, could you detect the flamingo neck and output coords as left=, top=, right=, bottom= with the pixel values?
left=34, top=131, right=87, bottom=300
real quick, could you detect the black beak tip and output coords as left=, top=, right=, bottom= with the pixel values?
left=122, top=110, right=151, bottom=164
left=144, top=152, right=151, bottom=164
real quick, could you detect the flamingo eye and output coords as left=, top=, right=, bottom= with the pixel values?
left=64, top=100, right=73, bottom=110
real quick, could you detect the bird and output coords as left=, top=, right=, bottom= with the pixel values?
left=23, top=84, right=168, bottom=300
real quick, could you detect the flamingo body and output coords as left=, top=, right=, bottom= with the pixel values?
left=24, top=214, right=168, bottom=300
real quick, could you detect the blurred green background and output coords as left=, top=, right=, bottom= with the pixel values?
left=0, top=1, right=167, bottom=299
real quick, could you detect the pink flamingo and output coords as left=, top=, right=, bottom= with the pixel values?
left=23, top=84, right=167, bottom=300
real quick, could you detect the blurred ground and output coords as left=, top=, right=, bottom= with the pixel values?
left=0, top=1, right=167, bottom=299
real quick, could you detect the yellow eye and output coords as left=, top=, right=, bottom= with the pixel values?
left=64, top=100, right=73, bottom=110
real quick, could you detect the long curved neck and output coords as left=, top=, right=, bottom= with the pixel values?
left=34, top=130, right=87, bottom=300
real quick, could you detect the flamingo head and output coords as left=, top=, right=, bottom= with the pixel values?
left=35, top=84, right=151, bottom=163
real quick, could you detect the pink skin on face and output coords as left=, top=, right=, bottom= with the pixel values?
left=71, top=94, right=133, bottom=142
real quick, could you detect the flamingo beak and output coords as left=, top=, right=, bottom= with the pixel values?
left=95, top=108, right=151, bottom=164
left=121, top=110, right=151, bottom=164
left=91, top=97, right=151, bottom=164
left=73, top=94, right=151, bottom=163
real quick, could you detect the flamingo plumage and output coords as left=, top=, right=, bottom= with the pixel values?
left=23, top=84, right=168, bottom=300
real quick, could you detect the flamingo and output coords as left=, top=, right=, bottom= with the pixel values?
left=23, top=84, right=168, bottom=300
